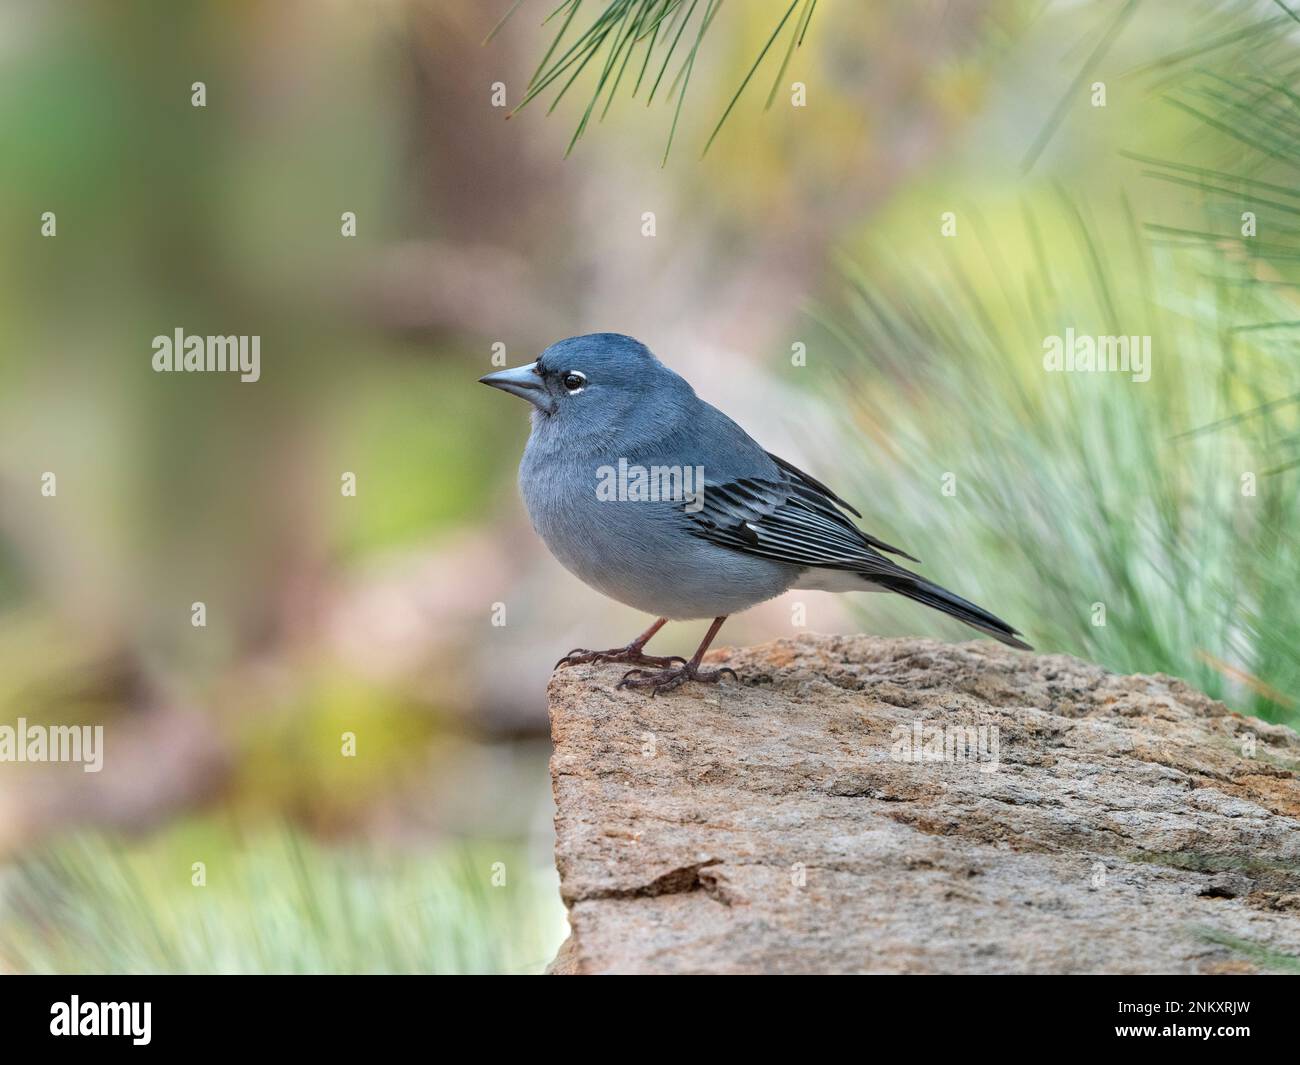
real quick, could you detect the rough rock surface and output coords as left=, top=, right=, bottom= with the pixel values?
left=546, top=634, right=1300, bottom=974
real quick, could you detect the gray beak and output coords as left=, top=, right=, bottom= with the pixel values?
left=478, top=362, right=550, bottom=410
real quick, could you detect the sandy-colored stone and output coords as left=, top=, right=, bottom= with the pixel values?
left=547, top=634, right=1300, bottom=974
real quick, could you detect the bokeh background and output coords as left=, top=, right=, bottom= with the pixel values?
left=1, top=0, right=1297, bottom=972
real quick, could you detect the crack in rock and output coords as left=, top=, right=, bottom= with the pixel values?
left=576, top=859, right=724, bottom=903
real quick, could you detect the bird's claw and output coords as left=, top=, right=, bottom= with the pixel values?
left=555, top=647, right=686, bottom=671
left=616, top=663, right=738, bottom=696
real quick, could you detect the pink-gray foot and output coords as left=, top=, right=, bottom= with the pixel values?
left=553, top=617, right=680, bottom=671
left=555, top=646, right=685, bottom=670
left=613, top=615, right=736, bottom=696
left=616, top=661, right=738, bottom=696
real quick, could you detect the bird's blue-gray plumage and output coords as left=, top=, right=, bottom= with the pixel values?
left=485, top=333, right=1029, bottom=648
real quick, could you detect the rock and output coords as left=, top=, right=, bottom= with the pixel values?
left=546, top=634, right=1300, bottom=974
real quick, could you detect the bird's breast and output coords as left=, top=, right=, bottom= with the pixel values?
left=517, top=447, right=797, bottom=619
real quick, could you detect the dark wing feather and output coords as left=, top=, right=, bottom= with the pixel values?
left=765, top=452, right=862, bottom=517
left=685, top=474, right=916, bottom=578
left=762, top=453, right=919, bottom=563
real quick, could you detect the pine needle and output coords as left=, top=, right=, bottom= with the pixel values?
left=492, top=0, right=819, bottom=161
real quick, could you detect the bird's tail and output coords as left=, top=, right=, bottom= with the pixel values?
left=868, top=571, right=1032, bottom=650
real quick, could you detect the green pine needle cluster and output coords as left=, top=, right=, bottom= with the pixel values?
left=496, top=0, right=818, bottom=163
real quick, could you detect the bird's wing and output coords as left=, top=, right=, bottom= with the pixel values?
left=681, top=466, right=1033, bottom=649
left=762, top=452, right=918, bottom=562
left=764, top=451, right=862, bottom=518
left=682, top=468, right=918, bottom=576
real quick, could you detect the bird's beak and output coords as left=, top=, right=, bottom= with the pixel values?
left=478, top=362, right=550, bottom=411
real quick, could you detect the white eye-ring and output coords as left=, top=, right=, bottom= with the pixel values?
left=561, top=371, right=587, bottom=394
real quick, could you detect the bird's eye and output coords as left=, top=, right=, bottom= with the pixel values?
left=562, top=371, right=587, bottom=393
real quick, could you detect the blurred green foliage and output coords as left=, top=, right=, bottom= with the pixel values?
left=1, top=822, right=566, bottom=974
left=333, top=352, right=523, bottom=555
left=811, top=0, right=1300, bottom=726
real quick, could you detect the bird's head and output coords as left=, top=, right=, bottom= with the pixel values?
left=478, top=333, right=690, bottom=445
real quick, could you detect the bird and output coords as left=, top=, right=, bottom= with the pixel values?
left=480, top=333, right=1029, bottom=695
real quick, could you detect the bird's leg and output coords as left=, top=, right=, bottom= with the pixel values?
left=617, top=616, right=738, bottom=696
left=554, top=617, right=686, bottom=670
